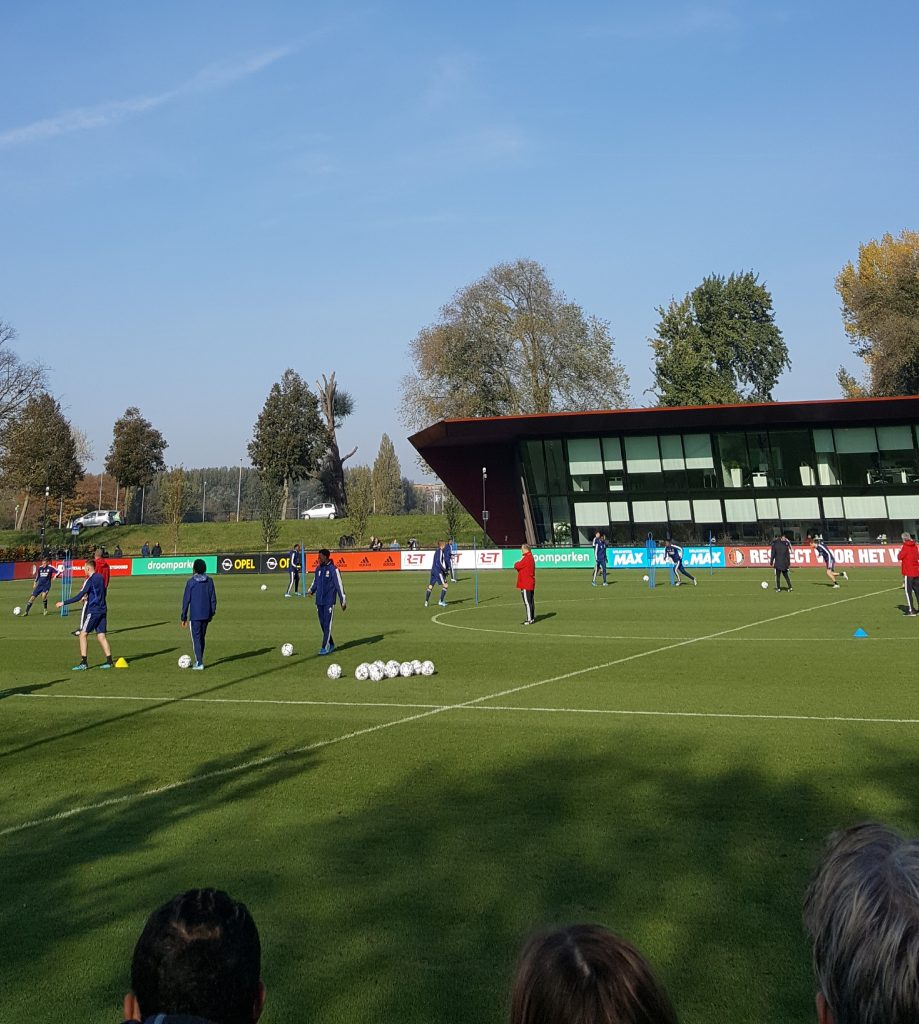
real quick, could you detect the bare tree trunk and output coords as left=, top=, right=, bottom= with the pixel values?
left=282, top=477, right=290, bottom=520
left=317, top=372, right=355, bottom=514
left=15, top=493, right=30, bottom=530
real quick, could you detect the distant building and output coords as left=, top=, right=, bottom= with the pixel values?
left=409, top=396, right=919, bottom=546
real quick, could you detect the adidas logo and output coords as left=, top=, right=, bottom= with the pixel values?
left=384, top=556, right=394, bottom=566
left=360, top=557, right=370, bottom=566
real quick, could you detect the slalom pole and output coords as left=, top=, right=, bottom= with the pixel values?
left=300, top=536, right=306, bottom=596
left=646, top=532, right=655, bottom=589
left=709, top=531, right=716, bottom=577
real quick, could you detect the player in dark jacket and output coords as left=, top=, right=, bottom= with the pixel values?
left=24, top=556, right=60, bottom=616
left=592, top=531, right=608, bottom=587
left=181, top=559, right=218, bottom=669
left=665, top=541, right=697, bottom=586
left=307, top=549, right=347, bottom=655
left=285, top=543, right=302, bottom=598
left=424, top=542, right=449, bottom=608
left=57, top=558, right=114, bottom=670
left=811, top=538, right=848, bottom=588
left=769, top=534, right=793, bottom=592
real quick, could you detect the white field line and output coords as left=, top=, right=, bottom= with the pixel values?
left=0, top=584, right=896, bottom=839
left=19, top=692, right=919, bottom=727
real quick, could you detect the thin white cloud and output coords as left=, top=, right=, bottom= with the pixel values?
left=0, top=44, right=298, bottom=148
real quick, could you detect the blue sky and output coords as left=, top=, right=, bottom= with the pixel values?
left=1, top=1, right=916, bottom=477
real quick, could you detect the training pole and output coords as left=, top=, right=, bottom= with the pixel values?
left=473, top=535, right=479, bottom=606
left=646, top=532, right=655, bottom=589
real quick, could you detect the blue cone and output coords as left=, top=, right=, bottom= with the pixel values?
left=853, top=627, right=868, bottom=638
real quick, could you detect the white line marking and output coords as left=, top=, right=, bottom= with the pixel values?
left=468, top=705, right=919, bottom=725
left=1, top=584, right=896, bottom=838
left=16, top=693, right=442, bottom=710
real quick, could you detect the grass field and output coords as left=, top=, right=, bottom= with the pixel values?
left=1, top=565, right=916, bottom=1023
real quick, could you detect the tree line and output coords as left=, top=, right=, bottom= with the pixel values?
left=1, top=229, right=916, bottom=538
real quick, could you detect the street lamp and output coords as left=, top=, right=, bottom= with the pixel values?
left=40, top=484, right=50, bottom=554
left=202, top=480, right=208, bottom=523
left=481, top=466, right=489, bottom=539
left=236, top=461, right=243, bottom=522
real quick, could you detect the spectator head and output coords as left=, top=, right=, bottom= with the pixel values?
left=803, top=822, right=919, bottom=1024
left=510, top=924, right=678, bottom=1024
left=125, top=888, right=265, bottom=1024
left=902, top=532, right=912, bottom=542
left=521, top=543, right=530, bottom=553
left=193, top=558, right=207, bottom=575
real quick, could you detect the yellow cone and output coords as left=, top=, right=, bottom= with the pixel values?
left=114, top=657, right=129, bottom=669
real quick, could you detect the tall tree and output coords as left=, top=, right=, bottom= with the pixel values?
left=444, top=489, right=463, bottom=541
left=835, top=229, right=919, bottom=397
left=345, top=465, right=373, bottom=545
left=401, top=259, right=630, bottom=430
left=371, top=434, right=403, bottom=515
left=258, top=473, right=283, bottom=550
left=249, top=369, right=326, bottom=520
left=316, top=372, right=357, bottom=514
left=0, top=319, right=47, bottom=433
left=160, top=467, right=190, bottom=554
left=0, top=393, right=84, bottom=529
left=650, top=272, right=789, bottom=406
left=105, top=407, right=167, bottom=523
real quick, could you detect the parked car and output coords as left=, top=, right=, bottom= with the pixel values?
left=68, top=509, right=122, bottom=531
left=301, top=502, right=337, bottom=520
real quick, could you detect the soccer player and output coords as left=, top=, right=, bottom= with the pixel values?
left=285, top=543, right=302, bottom=597
left=307, top=548, right=346, bottom=655
left=811, top=537, right=848, bottom=588
left=592, top=530, right=608, bottom=586
left=897, top=532, right=919, bottom=615
left=448, top=537, right=458, bottom=582
left=664, top=541, right=697, bottom=586
left=56, top=558, right=114, bottom=670
left=769, top=533, right=793, bottom=592
left=515, top=543, right=536, bottom=624
left=181, top=558, right=218, bottom=669
left=424, top=541, right=449, bottom=608
left=24, top=555, right=61, bottom=616
left=73, top=545, right=111, bottom=636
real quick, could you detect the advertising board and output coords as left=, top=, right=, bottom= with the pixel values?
left=134, top=556, right=217, bottom=576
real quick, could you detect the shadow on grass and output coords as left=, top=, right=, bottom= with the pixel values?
left=210, top=647, right=274, bottom=666
left=126, top=648, right=179, bottom=662
left=334, top=634, right=385, bottom=653
left=109, top=621, right=170, bottom=635
left=0, top=681, right=59, bottom=701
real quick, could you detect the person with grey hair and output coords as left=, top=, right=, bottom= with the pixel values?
left=803, top=822, right=919, bottom=1024
left=896, top=532, right=919, bottom=615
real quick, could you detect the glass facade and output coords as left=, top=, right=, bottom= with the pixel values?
left=521, top=425, right=919, bottom=545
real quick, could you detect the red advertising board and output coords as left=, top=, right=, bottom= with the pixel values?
left=725, top=544, right=903, bottom=568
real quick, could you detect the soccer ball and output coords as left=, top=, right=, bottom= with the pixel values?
left=355, top=663, right=370, bottom=680
left=260, top=584, right=268, bottom=591
left=399, top=661, right=414, bottom=677
left=642, top=574, right=649, bottom=582
left=178, top=654, right=192, bottom=669
left=411, top=659, right=422, bottom=674
left=281, top=643, right=294, bottom=657
left=327, top=663, right=342, bottom=679
left=421, top=660, right=435, bottom=676
left=12, top=606, right=21, bottom=616
left=369, top=664, right=384, bottom=682
left=385, top=660, right=400, bottom=678
left=372, top=660, right=385, bottom=672
left=761, top=581, right=769, bottom=590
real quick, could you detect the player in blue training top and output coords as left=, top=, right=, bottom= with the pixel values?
left=56, top=557, right=114, bottom=670
left=285, top=542, right=302, bottom=598
left=24, top=555, right=61, bottom=616
left=811, top=537, right=848, bottom=588
left=665, top=541, right=697, bottom=586
left=424, top=541, right=449, bottom=608
left=592, top=530, right=609, bottom=587
left=446, top=537, right=458, bottom=583
left=181, top=558, right=218, bottom=670
left=307, top=548, right=347, bottom=655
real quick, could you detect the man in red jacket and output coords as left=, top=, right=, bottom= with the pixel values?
left=515, top=543, right=536, bottom=625
left=897, top=532, right=919, bottom=616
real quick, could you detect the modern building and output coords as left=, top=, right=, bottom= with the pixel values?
left=409, top=396, right=919, bottom=547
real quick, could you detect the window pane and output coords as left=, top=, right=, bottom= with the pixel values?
left=756, top=498, right=779, bottom=519
left=886, top=494, right=919, bottom=517
left=609, top=501, right=630, bottom=522
left=843, top=495, right=887, bottom=517
left=693, top=499, right=724, bottom=522
left=813, top=428, right=835, bottom=453
left=602, top=437, right=623, bottom=470
left=683, top=434, right=714, bottom=468
left=877, top=426, right=913, bottom=450
left=668, top=500, right=691, bottom=520
left=725, top=497, right=757, bottom=520
left=660, top=435, right=685, bottom=470
left=822, top=496, right=844, bottom=518
left=779, top=497, right=820, bottom=518
left=817, top=454, right=839, bottom=485
left=523, top=441, right=547, bottom=493
left=574, top=501, right=610, bottom=525
left=551, top=497, right=572, bottom=546
left=568, top=438, right=603, bottom=474
left=625, top=436, right=662, bottom=472
left=632, top=500, right=668, bottom=523
left=769, top=430, right=816, bottom=488
left=544, top=440, right=567, bottom=491
left=717, top=433, right=750, bottom=488
left=834, top=428, right=878, bottom=453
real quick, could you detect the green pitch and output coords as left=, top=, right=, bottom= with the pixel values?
left=0, top=568, right=916, bottom=1024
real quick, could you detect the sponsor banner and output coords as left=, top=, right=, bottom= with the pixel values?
left=304, top=551, right=401, bottom=573
left=260, top=552, right=292, bottom=574
left=725, top=544, right=901, bottom=568
left=14, top=558, right=134, bottom=580
left=402, top=549, right=503, bottom=571
left=216, top=554, right=260, bottom=574
left=0, top=562, right=13, bottom=582
left=134, top=556, right=217, bottom=576
left=503, top=547, right=727, bottom=570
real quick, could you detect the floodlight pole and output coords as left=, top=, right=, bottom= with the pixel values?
left=236, top=461, right=243, bottom=522
left=40, top=483, right=50, bottom=555
left=202, top=479, right=208, bottom=523
left=481, top=467, right=488, bottom=544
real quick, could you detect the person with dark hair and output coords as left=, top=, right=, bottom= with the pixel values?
left=510, top=924, right=678, bottom=1024
left=285, top=542, right=302, bottom=598
left=424, top=541, right=449, bottom=608
left=307, top=548, right=346, bottom=655
left=24, top=554, right=61, bottom=616
left=56, top=557, right=114, bottom=670
left=151, top=541, right=162, bottom=557
left=770, top=533, right=793, bottom=592
left=122, top=887, right=265, bottom=1024
left=803, top=822, right=919, bottom=1024
left=664, top=541, right=696, bottom=587
left=181, top=558, right=217, bottom=670
left=592, top=530, right=608, bottom=587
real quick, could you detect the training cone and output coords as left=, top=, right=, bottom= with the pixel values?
left=114, top=657, right=129, bottom=668
left=853, top=628, right=868, bottom=639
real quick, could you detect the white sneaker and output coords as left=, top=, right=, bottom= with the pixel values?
left=842, top=571, right=849, bottom=580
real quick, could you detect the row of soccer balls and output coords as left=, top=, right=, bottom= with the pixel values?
left=333, top=659, right=436, bottom=680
